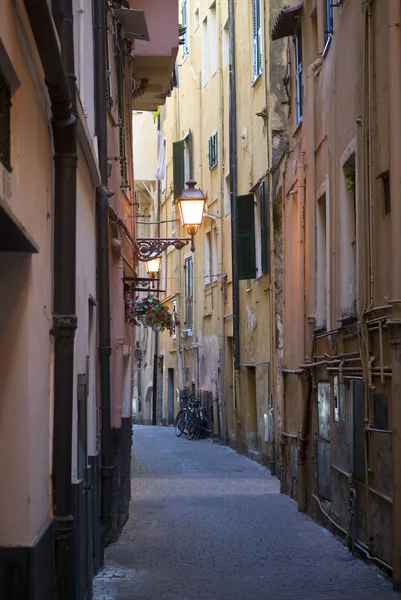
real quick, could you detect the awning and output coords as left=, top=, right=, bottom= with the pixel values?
left=0, top=197, right=39, bottom=253
left=114, top=8, right=150, bottom=41
left=271, top=4, right=303, bottom=41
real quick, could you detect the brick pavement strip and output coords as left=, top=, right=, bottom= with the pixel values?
left=93, top=426, right=398, bottom=600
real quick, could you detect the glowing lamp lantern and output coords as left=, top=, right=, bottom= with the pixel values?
left=176, top=180, right=207, bottom=251
left=145, top=255, right=161, bottom=278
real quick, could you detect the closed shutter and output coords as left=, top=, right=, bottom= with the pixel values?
left=236, top=194, right=256, bottom=280
left=260, top=181, right=270, bottom=274
left=173, top=140, right=185, bottom=200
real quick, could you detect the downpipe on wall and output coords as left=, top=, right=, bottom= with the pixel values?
left=94, top=0, right=113, bottom=554
left=387, top=0, right=401, bottom=591
left=228, top=0, right=240, bottom=445
left=23, top=0, right=78, bottom=596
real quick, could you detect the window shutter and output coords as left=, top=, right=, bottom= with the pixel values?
left=257, top=0, right=262, bottom=75
left=252, top=0, right=258, bottom=80
left=260, top=181, right=270, bottom=274
left=116, top=51, right=127, bottom=184
left=236, top=194, right=256, bottom=280
left=173, top=140, right=185, bottom=200
left=184, top=257, right=194, bottom=328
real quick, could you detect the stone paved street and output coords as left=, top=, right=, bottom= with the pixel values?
left=93, top=426, right=398, bottom=600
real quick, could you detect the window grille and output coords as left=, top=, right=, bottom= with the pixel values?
left=208, top=132, right=218, bottom=169
left=115, top=50, right=127, bottom=185
left=324, top=0, right=333, bottom=46
left=184, top=256, right=194, bottom=329
left=252, top=0, right=262, bottom=81
left=294, top=29, right=303, bottom=125
left=181, top=0, right=189, bottom=58
left=0, top=73, right=11, bottom=172
left=105, top=26, right=113, bottom=110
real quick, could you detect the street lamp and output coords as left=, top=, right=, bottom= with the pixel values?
left=145, top=255, right=161, bottom=279
left=176, top=180, right=207, bottom=252
left=137, top=179, right=207, bottom=260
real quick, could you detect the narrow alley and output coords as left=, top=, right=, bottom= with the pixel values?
left=93, top=427, right=397, bottom=600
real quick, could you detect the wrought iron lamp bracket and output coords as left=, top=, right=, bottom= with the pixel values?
left=137, top=237, right=193, bottom=261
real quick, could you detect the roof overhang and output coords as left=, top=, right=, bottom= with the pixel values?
left=114, top=8, right=150, bottom=41
left=271, top=4, right=303, bottom=41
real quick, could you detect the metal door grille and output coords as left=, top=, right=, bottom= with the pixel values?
left=0, top=74, right=11, bottom=172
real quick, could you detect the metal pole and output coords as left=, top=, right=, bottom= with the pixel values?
left=152, top=116, right=162, bottom=425
left=94, top=0, right=113, bottom=555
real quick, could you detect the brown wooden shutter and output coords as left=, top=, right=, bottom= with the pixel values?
left=236, top=194, right=256, bottom=280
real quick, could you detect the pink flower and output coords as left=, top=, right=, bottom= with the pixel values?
left=147, top=305, right=152, bottom=310
left=148, top=316, right=153, bottom=321
left=175, top=320, right=180, bottom=326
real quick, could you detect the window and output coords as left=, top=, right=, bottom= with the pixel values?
left=171, top=200, right=176, bottom=237
left=105, top=25, right=113, bottom=110
left=236, top=194, right=256, bottom=280
left=211, top=228, right=218, bottom=281
left=181, top=0, right=189, bottom=58
left=316, top=193, right=328, bottom=329
left=172, top=300, right=178, bottom=339
left=184, top=256, right=194, bottom=329
left=382, top=170, right=391, bottom=215
left=194, top=7, right=200, bottom=30
left=252, top=0, right=262, bottom=81
left=209, top=5, right=217, bottom=77
left=184, top=131, right=193, bottom=181
left=341, top=156, right=356, bottom=319
left=208, top=131, right=218, bottom=169
left=202, top=18, right=209, bottom=86
left=205, top=231, right=211, bottom=284
left=115, top=50, right=127, bottom=185
left=0, top=73, right=11, bottom=172
left=324, top=0, right=333, bottom=48
left=223, top=22, right=229, bottom=69
left=294, top=28, right=303, bottom=125
left=259, top=181, right=270, bottom=274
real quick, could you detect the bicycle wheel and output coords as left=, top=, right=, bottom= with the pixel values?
left=175, top=411, right=186, bottom=437
left=187, top=415, right=201, bottom=440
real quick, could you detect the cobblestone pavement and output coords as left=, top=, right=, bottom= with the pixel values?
left=93, top=425, right=398, bottom=600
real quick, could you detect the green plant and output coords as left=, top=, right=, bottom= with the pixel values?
left=346, top=174, right=355, bottom=194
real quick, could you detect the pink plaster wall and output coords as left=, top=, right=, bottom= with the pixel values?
left=132, top=0, right=179, bottom=57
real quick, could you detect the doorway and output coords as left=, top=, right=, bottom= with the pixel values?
left=168, top=368, right=175, bottom=425
left=317, top=381, right=331, bottom=500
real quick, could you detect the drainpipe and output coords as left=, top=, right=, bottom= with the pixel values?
left=388, top=0, right=401, bottom=591
left=297, top=153, right=308, bottom=512
left=152, top=115, right=162, bottom=425
left=94, top=0, right=113, bottom=553
left=228, top=0, right=240, bottom=373
left=306, top=57, right=322, bottom=360
left=211, top=372, right=219, bottom=436
left=23, top=0, right=77, bottom=596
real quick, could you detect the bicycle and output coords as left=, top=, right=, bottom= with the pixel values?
left=187, top=405, right=211, bottom=440
left=174, top=394, right=198, bottom=437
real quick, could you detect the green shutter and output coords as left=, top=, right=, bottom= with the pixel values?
left=236, top=194, right=256, bottom=280
left=260, top=181, right=270, bottom=274
left=173, top=140, right=185, bottom=200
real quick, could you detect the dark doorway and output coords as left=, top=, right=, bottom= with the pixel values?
left=317, top=381, right=331, bottom=500
left=168, top=368, right=175, bottom=425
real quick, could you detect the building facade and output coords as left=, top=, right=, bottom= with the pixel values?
left=0, top=0, right=178, bottom=598
left=271, top=0, right=401, bottom=588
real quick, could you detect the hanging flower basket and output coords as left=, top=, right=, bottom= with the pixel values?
left=126, top=295, right=180, bottom=336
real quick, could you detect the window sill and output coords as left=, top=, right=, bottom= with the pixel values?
left=322, top=35, right=332, bottom=58
left=293, top=117, right=303, bottom=137
left=252, top=72, right=262, bottom=88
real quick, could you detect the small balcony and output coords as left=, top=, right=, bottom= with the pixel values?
left=130, top=0, right=179, bottom=111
